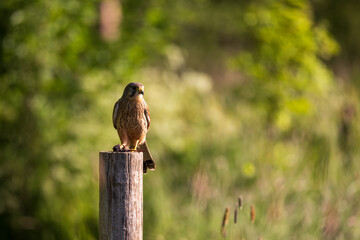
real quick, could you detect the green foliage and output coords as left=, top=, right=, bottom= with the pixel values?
left=1, top=0, right=360, bottom=239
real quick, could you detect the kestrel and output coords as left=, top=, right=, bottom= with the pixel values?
left=112, top=82, right=156, bottom=173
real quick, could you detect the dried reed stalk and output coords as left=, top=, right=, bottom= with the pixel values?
left=221, top=207, right=230, bottom=237
left=250, top=204, right=255, bottom=223
left=234, top=207, right=238, bottom=224
left=238, top=195, right=243, bottom=209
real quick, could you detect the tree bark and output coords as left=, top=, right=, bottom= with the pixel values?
left=99, top=151, right=143, bottom=240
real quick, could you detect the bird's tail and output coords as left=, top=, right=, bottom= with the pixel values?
left=139, top=141, right=156, bottom=173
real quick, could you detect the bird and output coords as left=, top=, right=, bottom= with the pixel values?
left=112, top=82, right=156, bottom=173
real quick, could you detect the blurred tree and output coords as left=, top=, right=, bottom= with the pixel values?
left=312, top=0, right=360, bottom=167
left=0, top=0, right=103, bottom=238
left=312, top=0, right=360, bottom=67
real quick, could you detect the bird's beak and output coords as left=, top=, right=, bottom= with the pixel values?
left=138, top=87, right=144, bottom=95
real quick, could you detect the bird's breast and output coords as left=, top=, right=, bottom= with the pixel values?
left=118, top=99, right=148, bottom=140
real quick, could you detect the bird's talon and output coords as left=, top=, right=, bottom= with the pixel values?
left=113, top=144, right=121, bottom=152
left=113, top=144, right=133, bottom=152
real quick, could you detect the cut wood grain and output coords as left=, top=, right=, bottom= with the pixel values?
left=99, top=151, right=143, bottom=240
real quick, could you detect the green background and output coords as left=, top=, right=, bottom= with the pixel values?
left=1, top=0, right=360, bottom=239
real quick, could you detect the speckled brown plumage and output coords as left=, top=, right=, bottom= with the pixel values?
left=112, top=82, right=155, bottom=173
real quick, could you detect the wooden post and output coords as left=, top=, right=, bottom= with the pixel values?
left=99, top=151, right=143, bottom=240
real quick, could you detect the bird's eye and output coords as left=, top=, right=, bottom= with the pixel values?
left=132, top=87, right=137, bottom=91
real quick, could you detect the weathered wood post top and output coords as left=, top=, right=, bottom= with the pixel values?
left=99, top=151, right=143, bottom=240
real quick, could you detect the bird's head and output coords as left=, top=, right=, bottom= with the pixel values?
left=123, top=82, right=145, bottom=100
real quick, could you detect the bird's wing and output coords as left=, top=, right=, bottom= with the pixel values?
left=112, top=100, right=120, bottom=129
left=144, top=104, right=151, bottom=130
